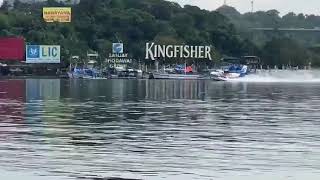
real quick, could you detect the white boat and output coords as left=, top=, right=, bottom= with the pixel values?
left=210, top=65, right=248, bottom=81
left=108, top=68, right=143, bottom=79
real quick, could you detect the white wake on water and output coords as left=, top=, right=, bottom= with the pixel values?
left=232, top=70, right=320, bottom=83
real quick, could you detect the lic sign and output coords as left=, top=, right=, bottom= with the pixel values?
left=26, top=45, right=61, bottom=63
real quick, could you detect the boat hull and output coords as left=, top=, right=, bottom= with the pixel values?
left=152, top=73, right=202, bottom=80
left=68, top=72, right=108, bottom=80
left=211, top=76, right=228, bottom=81
left=83, top=76, right=108, bottom=80
left=68, top=72, right=83, bottom=79
left=211, top=73, right=243, bottom=81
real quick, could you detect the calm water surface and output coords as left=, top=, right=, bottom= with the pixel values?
left=1, top=79, right=320, bottom=180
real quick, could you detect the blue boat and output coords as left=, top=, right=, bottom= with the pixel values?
left=210, top=56, right=260, bottom=81
left=210, top=65, right=249, bottom=81
left=68, top=67, right=107, bottom=79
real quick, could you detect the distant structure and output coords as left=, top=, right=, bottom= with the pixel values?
left=223, top=0, right=227, bottom=6
left=251, top=0, right=254, bottom=13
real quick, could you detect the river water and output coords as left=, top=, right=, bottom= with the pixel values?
left=1, top=77, right=320, bottom=180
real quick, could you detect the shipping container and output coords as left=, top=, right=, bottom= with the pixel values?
left=0, top=37, right=25, bottom=61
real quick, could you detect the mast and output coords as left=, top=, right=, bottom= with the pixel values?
left=251, top=0, right=254, bottom=13
left=185, top=60, right=187, bottom=75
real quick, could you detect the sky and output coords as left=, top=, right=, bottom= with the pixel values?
left=172, top=0, right=320, bottom=15
left=0, top=0, right=319, bottom=16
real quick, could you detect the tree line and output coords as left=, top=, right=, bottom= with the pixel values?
left=218, top=5, right=320, bottom=67
left=0, top=0, right=320, bottom=67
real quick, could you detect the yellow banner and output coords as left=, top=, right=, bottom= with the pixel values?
left=43, top=7, right=71, bottom=23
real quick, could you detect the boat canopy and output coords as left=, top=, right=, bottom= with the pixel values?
left=174, top=64, right=193, bottom=73
left=225, top=65, right=248, bottom=74
left=221, top=56, right=261, bottom=65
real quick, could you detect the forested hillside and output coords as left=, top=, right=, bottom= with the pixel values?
left=217, top=5, right=320, bottom=66
left=1, top=0, right=320, bottom=67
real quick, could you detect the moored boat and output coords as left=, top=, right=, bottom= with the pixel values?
left=151, top=64, right=207, bottom=80
left=152, top=72, right=202, bottom=80
left=68, top=68, right=107, bottom=79
left=107, top=67, right=143, bottom=79
left=68, top=55, right=108, bottom=79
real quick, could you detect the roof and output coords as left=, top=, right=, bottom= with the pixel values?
left=242, top=56, right=260, bottom=58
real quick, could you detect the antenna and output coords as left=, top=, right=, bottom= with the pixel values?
left=224, top=0, right=227, bottom=5
left=251, top=0, right=254, bottom=13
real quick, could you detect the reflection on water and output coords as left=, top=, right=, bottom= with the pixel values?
left=1, top=79, right=320, bottom=180
left=26, top=79, right=60, bottom=101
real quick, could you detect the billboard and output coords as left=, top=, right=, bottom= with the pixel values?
left=145, top=43, right=213, bottom=60
left=106, top=43, right=133, bottom=65
left=0, top=37, right=25, bottom=61
left=26, top=45, right=61, bottom=64
left=43, top=7, right=71, bottom=23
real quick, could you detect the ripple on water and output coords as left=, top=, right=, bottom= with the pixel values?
left=1, top=79, right=320, bottom=180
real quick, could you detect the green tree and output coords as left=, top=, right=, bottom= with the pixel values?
left=263, top=38, right=309, bottom=66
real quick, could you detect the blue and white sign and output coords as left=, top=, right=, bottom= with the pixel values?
left=26, top=45, right=61, bottom=63
left=112, top=43, right=124, bottom=54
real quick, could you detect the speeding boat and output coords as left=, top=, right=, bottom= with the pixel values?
left=210, top=65, right=248, bottom=81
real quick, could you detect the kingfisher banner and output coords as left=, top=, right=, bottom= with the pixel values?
left=145, top=43, right=213, bottom=60
left=26, top=45, right=61, bottom=64
left=43, top=7, right=71, bottom=23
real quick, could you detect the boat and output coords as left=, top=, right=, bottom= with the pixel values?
left=68, top=67, right=107, bottom=79
left=68, top=55, right=108, bottom=79
left=210, top=56, right=260, bottom=81
left=210, top=65, right=248, bottom=81
left=151, top=64, right=206, bottom=80
left=152, top=72, right=202, bottom=80
left=107, top=67, right=143, bottom=79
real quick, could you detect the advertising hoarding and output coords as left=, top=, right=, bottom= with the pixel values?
left=145, top=43, right=213, bottom=60
left=0, top=37, right=25, bottom=61
left=43, top=7, right=71, bottom=23
left=26, top=45, right=61, bottom=64
left=106, top=43, right=133, bottom=66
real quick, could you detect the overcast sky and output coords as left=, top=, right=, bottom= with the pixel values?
left=172, top=0, right=320, bottom=15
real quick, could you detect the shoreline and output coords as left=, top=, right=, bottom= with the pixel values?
left=0, top=69, right=318, bottom=80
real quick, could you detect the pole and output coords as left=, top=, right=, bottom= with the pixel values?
left=251, top=0, right=254, bottom=13
left=185, top=60, right=187, bottom=75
